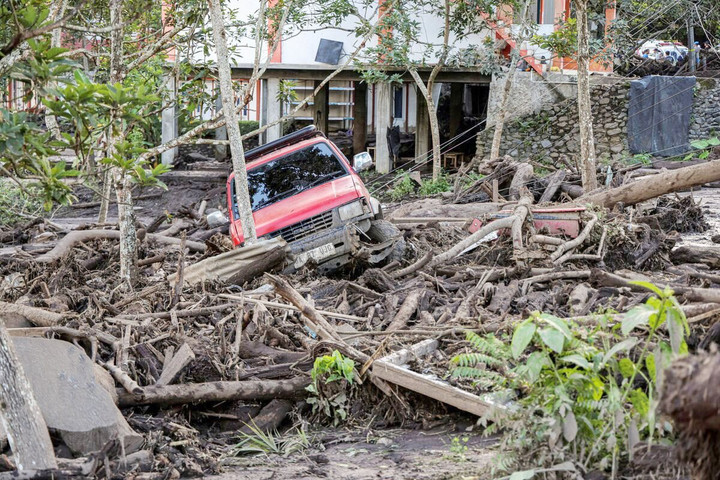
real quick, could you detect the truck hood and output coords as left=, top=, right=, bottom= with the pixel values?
left=232, top=174, right=362, bottom=242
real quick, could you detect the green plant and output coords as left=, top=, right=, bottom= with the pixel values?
left=306, top=350, right=356, bottom=425
left=388, top=172, right=415, bottom=201
left=418, top=173, right=451, bottom=196
left=461, top=171, right=486, bottom=188
left=450, top=331, right=510, bottom=389
left=452, top=281, right=689, bottom=477
left=449, top=435, right=469, bottom=461
left=685, top=136, right=720, bottom=160
left=0, top=182, right=44, bottom=227
left=232, top=422, right=311, bottom=457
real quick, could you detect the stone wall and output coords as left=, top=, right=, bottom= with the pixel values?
left=690, top=78, right=720, bottom=142
left=476, top=82, right=630, bottom=163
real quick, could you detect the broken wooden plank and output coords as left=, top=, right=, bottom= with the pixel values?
left=372, top=339, right=506, bottom=421
left=538, top=170, right=567, bottom=204
left=156, top=343, right=195, bottom=386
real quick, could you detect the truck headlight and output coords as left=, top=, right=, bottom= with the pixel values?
left=338, top=200, right=365, bottom=221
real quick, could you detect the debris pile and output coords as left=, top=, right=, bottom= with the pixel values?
left=1, top=153, right=720, bottom=478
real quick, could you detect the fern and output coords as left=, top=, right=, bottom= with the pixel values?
left=451, top=351, right=503, bottom=368
left=464, top=331, right=511, bottom=359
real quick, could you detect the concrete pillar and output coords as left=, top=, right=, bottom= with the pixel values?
left=266, top=78, right=282, bottom=142
left=415, top=85, right=430, bottom=163
left=449, top=83, right=463, bottom=139
left=214, top=93, right=228, bottom=160
left=352, top=81, right=367, bottom=156
left=375, top=82, right=392, bottom=173
left=313, top=80, right=330, bottom=134
left=161, top=75, right=177, bottom=165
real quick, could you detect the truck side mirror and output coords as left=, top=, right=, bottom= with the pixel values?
left=353, top=152, right=373, bottom=172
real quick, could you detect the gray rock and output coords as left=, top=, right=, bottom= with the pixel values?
left=540, top=139, right=552, bottom=148
left=10, top=337, right=143, bottom=455
left=606, top=128, right=622, bottom=136
left=610, top=144, right=625, bottom=153
left=605, top=122, right=619, bottom=129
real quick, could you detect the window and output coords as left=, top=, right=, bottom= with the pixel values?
left=231, top=141, right=349, bottom=217
left=393, top=85, right=403, bottom=119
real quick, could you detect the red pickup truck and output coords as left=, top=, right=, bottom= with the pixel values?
left=226, top=126, right=403, bottom=273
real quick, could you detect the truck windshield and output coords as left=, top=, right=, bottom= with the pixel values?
left=232, top=141, right=348, bottom=215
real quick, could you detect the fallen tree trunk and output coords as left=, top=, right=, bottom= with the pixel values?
left=386, top=289, right=422, bottom=331
left=592, top=269, right=720, bottom=303
left=581, top=159, right=720, bottom=208
left=117, top=376, right=310, bottom=407
left=0, top=302, right=64, bottom=328
left=671, top=245, right=720, bottom=268
left=35, top=230, right=205, bottom=263
left=240, top=399, right=294, bottom=434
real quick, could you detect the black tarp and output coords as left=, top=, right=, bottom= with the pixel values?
left=627, top=75, right=695, bottom=157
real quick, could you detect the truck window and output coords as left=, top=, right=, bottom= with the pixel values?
left=231, top=141, right=349, bottom=217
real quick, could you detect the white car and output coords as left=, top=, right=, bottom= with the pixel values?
left=635, top=40, right=689, bottom=65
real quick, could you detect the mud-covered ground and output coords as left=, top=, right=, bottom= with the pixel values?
left=209, top=426, right=498, bottom=480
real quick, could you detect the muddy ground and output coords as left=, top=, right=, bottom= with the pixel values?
left=209, top=426, right=498, bottom=480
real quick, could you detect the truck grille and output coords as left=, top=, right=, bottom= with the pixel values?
left=275, top=209, right=334, bottom=243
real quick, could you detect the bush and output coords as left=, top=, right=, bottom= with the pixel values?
left=388, top=173, right=416, bottom=201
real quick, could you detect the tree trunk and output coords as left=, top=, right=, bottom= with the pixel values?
left=44, top=0, right=66, bottom=140
left=114, top=171, right=138, bottom=286
left=0, top=320, right=57, bottom=471
left=208, top=0, right=258, bottom=244
left=117, top=376, right=309, bottom=407
left=489, top=0, right=530, bottom=163
left=106, top=0, right=138, bottom=287
left=576, top=0, right=598, bottom=192
left=489, top=62, right=518, bottom=162
left=409, top=70, right=442, bottom=180
left=581, top=159, right=720, bottom=208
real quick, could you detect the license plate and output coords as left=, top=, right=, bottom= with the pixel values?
left=294, top=243, right=336, bottom=268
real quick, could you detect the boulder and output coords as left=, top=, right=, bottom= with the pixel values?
left=9, top=337, right=143, bottom=455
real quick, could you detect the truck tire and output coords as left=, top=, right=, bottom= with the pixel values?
left=367, top=220, right=405, bottom=263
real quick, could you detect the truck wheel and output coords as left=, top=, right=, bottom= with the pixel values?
left=367, top=220, right=405, bottom=262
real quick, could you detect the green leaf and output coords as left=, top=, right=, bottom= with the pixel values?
left=618, top=358, right=635, bottom=378
left=621, top=304, right=654, bottom=335
left=602, top=338, right=638, bottom=366
left=666, top=306, right=684, bottom=355
left=511, top=321, right=536, bottom=359
left=539, top=327, right=565, bottom=354
left=708, top=137, right=720, bottom=146
left=560, top=354, right=590, bottom=370
left=563, top=410, right=578, bottom=442
left=628, top=280, right=664, bottom=297
left=509, top=469, right=535, bottom=480
left=538, top=313, right=571, bottom=339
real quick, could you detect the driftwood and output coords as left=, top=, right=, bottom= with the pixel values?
left=266, top=274, right=393, bottom=396
left=386, top=289, right=422, bottom=331
left=0, top=302, right=64, bottom=328
left=156, top=343, right=195, bottom=386
left=582, top=159, right=720, bottom=208
left=671, top=246, right=720, bottom=268
left=240, top=399, right=294, bottom=434
left=35, top=230, right=205, bottom=263
left=508, top=163, right=533, bottom=201
left=538, top=170, right=567, bottom=203
left=117, top=376, right=310, bottom=407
